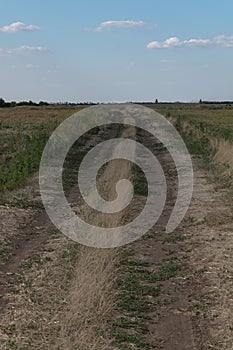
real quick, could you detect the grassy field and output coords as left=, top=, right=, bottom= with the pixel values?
left=0, top=106, right=84, bottom=191
left=149, top=103, right=233, bottom=141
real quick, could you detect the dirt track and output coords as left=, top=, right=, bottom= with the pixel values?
left=0, top=127, right=232, bottom=349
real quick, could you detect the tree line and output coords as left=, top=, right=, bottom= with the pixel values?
left=0, top=98, right=49, bottom=108
left=0, top=98, right=97, bottom=107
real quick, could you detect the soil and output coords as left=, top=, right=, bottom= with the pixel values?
left=0, top=207, right=54, bottom=310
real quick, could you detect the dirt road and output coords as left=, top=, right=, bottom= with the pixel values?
left=0, top=127, right=232, bottom=349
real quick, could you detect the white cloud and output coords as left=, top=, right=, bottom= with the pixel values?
left=0, top=46, right=47, bottom=57
left=147, top=35, right=233, bottom=49
left=11, top=45, right=47, bottom=53
left=0, top=21, right=40, bottom=33
left=89, top=20, right=146, bottom=32
left=214, top=34, right=233, bottom=47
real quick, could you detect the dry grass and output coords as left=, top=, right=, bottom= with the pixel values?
left=55, top=125, right=136, bottom=349
left=212, top=138, right=233, bottom=169
left=0, top=106, right=84, bottom=126
left=55, top=247, right=119, bottom=350
left=174, top=118, right=233, bottom=171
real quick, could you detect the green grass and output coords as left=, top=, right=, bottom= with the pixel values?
left=61, top=243, right=79, bottom=265
left=119, top=259, right=150, bottom=267
left=163, top=234, right=185, bottom=244
left=0, top=105, right=85, bottom=193
left=112, top=251, right=184, bottom=349
left=0, top=247, right=10, bottom=262
left=132, top=164, right=148, bottom=197
left=0, top=122, right=58, bottom=191
left=0, top=196, right=44, bottom=209
left=112, top=256, right=163, bottom=348
left=20, top=254, right=52, bottom=270
left=155, top=262, right=182, bottom=281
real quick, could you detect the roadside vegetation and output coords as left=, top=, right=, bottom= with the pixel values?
left=152, top=103, right=233, bottom=192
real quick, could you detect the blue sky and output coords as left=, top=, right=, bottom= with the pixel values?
left=0, top=0, right=233, bottom=102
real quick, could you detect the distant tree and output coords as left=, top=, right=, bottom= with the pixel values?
left=0, top=98, right=6, bottom=107
left=17, top=100, right=38, bottom=106
left=199, top=99, right=202, bottom=104
left=155, top=98, right=159, bottom=104
left=39, top=101, right=49, bottom=106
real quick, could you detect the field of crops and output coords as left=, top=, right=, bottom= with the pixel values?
left=0, top=106, right=84, bottom=191
left=152, top=103, right=233, bottom=141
